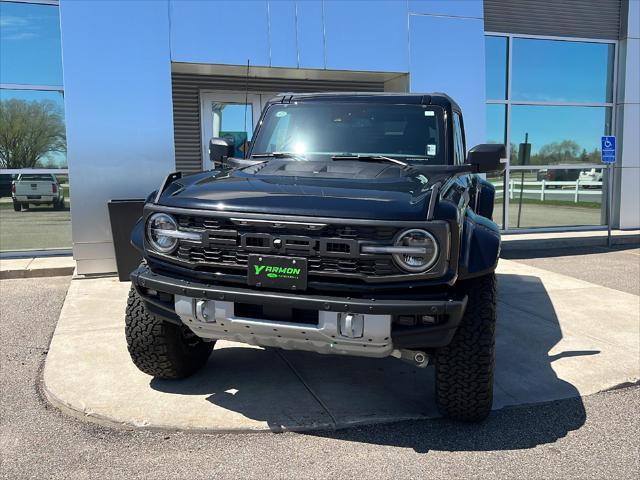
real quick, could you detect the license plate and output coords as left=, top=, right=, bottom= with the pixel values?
left=27, top=195, right=41, bottom=199
left=248, top=255, right=307, bottom=291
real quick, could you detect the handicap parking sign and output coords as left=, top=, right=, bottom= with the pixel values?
left=601, top=136, right=616, bottom=164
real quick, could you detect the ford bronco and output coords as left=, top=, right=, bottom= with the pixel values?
left=126, top=93, right=506, bottom=422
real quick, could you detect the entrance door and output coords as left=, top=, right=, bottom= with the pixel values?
left=200, top=92, right=265, bottom=169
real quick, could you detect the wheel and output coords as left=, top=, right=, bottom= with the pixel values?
left=434, top=273, right=496, bottom=422
left=12, top=201, right=21, bottom=212
left=125, top=286, right=214, bottom=379
left=21, top=202, right=29, bottom=211
left=53, top=198, right=64, bottom=210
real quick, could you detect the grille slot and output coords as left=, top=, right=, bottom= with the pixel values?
left=171, top=215, right=403, bottom=278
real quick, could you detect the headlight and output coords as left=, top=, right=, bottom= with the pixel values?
left=146, top=213, right=179, bottom=253
left=392, top=229, right=438, bottom=273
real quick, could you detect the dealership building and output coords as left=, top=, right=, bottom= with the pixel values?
left=0, top=0, right=638, bottom=274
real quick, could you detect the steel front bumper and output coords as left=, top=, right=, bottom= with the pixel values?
left=131, top=265, right=467, bottom=358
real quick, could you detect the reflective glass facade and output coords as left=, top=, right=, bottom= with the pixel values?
left=0, top=1, right=70, bottom=252
left=0, top=0, right=635, bottom=268
left=485, top=34, right=616, bottom=229
left=0, top=1, right=63, bottom=86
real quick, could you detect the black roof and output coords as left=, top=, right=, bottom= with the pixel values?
left=271, top=92, right=461, bottom=111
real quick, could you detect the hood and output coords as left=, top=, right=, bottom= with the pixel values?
left=158, top=159, right=450, bottom=221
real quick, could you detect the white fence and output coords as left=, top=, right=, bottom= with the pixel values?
left=492, top=179, right=603, bottom=203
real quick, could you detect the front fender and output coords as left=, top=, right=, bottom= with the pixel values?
left=458, top=208, right=500, bottom=280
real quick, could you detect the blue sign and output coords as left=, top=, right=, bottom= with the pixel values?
left=601, top=136, right=616, bottom=164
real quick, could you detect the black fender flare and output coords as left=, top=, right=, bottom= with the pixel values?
left=130, top=216, right=144, bottom=253
left=457, top=208, right=501, bottom=280
left=475, top=177, right=496, bottom=220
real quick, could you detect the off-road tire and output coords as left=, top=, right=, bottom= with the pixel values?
left=125, top=286, right=214, bottom=379
left=435, top=273, right=496, bottom=422
left=12, top=201, right=20, bottom=212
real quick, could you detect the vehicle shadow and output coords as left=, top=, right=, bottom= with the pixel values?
left=151, top=272, right=595, bottom=451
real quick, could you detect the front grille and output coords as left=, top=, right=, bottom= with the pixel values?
left=168, top=214, right=402, bottom=279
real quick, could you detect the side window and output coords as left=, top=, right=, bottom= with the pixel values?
left=452, top=113, right=464, bottom=165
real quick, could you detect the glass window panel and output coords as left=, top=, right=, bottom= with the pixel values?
left=485, top=36, right=508, bottom=100
left=0, top=2, right=63, bottom=85
left=511, top=38, right=614, bottom=103
left=507, top=168, right=606, bottom=228
left=0, top=89, right=67, bottom=168
left=0, top=89, right=70, bottom=251
left=486, top=104, right=506, bottom=145
left=510, top=105, right=611, bottom=166
left=211, top=103, right=253, bottom=158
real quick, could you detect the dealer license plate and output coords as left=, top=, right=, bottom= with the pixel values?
left=247, top=255, right=307, bottom=291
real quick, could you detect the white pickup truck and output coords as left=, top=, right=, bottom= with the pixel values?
left=11, top=173, right=65, bottom=211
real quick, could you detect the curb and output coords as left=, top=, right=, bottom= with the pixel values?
left=0, top=266, right=75, bottom=280
left=501, top=232, right=639, bottom=252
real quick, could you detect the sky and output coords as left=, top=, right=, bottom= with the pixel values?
left=0, top=1, right=63, bottom=86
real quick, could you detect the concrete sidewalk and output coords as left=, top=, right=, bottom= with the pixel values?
left=0, top=255, right=75, bottom=279
left=42, top=259, right=640, bottom=433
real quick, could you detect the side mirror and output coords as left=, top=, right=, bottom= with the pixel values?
left=209, top=137, right=234, bottom=165
left=467, top=144, right=507, bottom=174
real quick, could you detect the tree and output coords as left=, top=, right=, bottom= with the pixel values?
left=0, top=99, right=66, bottom=169
left=534, top=140, right=581, bottom=164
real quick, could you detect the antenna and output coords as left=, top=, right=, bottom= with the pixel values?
left=243, top=59, right=250, bottom=159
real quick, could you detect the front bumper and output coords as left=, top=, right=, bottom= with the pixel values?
left=131, top=264, right=467, bottom=358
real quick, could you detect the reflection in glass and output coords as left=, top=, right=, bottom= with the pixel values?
left=0, top=89, right=67, bottom=169
left=507, top=168, right=605, bottom=228
left=211, top=103, right=254, bottom=158
left=485, top=36, right=508, bottom=100
left=486, top=104, right=506, bottom=145
left=0, top=2, right=63, bottom=85
left=0, top=173, right=71, bottom=251
left=512, top=38, right=614, bottom=103
left=510, top=105, right=611, bottom=165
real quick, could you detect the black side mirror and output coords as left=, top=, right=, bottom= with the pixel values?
left=467, top=144, right=507, bottom=174
left=209, top=137, right=234, bottom=165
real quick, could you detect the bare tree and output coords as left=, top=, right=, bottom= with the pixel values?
left=0, top=99, right=66, bottom=169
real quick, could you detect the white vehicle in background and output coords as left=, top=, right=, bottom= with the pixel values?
left=11, top=173, right=65, bottom=211
left=578, top=168, right=603, bottom=189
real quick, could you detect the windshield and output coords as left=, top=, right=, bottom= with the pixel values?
left=18, top=174, right=54, bottom=181
left=251, top=102, right=446, bottom=164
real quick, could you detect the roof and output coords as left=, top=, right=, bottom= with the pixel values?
left=271, top=92, right=461, bottom=111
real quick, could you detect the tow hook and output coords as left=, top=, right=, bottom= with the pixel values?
left=391, top=349, right=430, bottom=368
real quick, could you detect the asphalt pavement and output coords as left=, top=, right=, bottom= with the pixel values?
left=1, top=250, right=639, bottom=479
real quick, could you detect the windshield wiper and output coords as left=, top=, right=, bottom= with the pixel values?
left=251, top=152, right=306, bottom=161
left=331, top=154, right=408, bottom=167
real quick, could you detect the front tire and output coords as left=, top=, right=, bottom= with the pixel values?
left=125, top=287, right=214, bottom=379
left=434, top=273, right=496, bottom=422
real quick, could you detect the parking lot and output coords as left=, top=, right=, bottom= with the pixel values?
left=1, top=246, right=639, bottom=479
left=0, top=198, right=71, bottom=251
